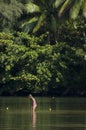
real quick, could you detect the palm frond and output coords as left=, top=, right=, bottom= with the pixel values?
left=22, top=17, right=38, bottom=33
left=0, top=1, right=24, bottom=21
left=58, top=0, right=70, bottom=17
left=33, top=13, right=46, bottom=33
left=70, top=0, right=83, bottom=19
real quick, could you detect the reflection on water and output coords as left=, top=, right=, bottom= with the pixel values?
left=0, top=97, right=86, bottom=130
left=32, top=111, right=36, bottom=128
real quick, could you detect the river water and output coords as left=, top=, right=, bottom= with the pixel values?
left=0, top=97, right=86, bottom=130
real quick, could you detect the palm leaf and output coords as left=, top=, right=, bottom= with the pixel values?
left=25, top=2, right=40, bottom=13
left=83, top=0, right=86, bottom=18
left=22, top=17, right=38, bottom=33
left=70, top=0, right=83, bottom=19
left=58, top=0, right=70, bottom=17
left=33, top=13, right=46, bottom=33
left=54, top=0, right=65, bottom=8
left=0, top=1, right=24, bottom=21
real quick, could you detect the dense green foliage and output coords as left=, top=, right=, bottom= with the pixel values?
left=0, top=32, right=86, bottom=96
left=0, top=0, right=86, bottom=96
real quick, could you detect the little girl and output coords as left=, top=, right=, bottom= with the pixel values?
left=29, top=94, right=37, bottom=112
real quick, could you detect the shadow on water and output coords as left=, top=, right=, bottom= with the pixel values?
left=0, top=97, right=86, bottom=130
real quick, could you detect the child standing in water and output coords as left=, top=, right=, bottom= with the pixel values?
left=29, top=94, right=37, bottom=112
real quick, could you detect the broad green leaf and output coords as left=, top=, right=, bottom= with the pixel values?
left=58, top=0, right=70, bottom=16
left=22, top=17, right=38, bottom=32
left=33, top=13, right=46, bottom=33
left=70, top=0, right=83, bottom=19
left=25, top=3, right=40, bottom=13
left=22, top=17, right=38, bottom=27
left=54, top=0, right=65, bottom=8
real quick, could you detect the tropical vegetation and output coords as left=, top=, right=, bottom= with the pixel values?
left=0, top=0, right=86, bottom=96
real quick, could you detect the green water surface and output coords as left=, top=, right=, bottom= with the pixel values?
left=0, top=97, right=86, bottom=130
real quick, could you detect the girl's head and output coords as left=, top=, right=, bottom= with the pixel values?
left=29, top=94, right=33, bottom=98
